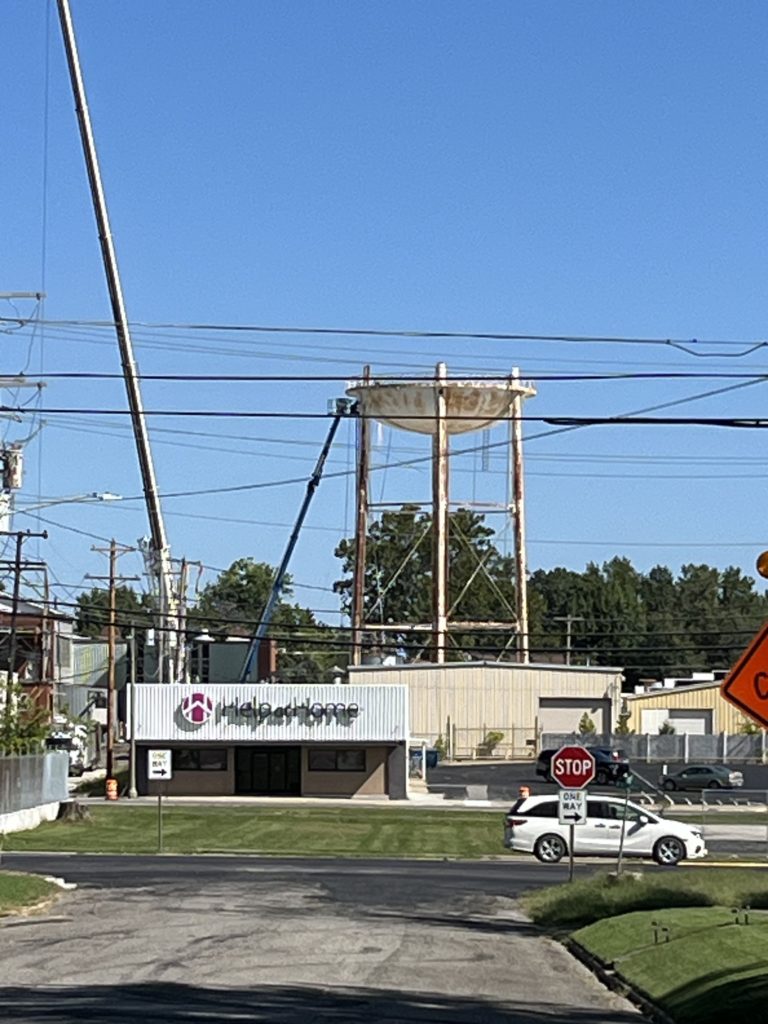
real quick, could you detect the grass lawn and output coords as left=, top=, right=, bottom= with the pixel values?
left=574, top=906, right=768, bottom=1024
left=0, top=871, right=57, bottom=916
left=2, top=804, right=510, bottom=858
left=523, top=867, right=768, bottom=929
left=525, top=870, right=768, bottom=1024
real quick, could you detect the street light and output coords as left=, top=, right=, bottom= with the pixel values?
left=2, top=492, right=123, bottom=531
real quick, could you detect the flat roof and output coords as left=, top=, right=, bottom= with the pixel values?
left=350, top=660, right=623, bottom=675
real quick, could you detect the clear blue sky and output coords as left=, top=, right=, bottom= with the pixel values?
left=3, top=0, right=768, bottom=622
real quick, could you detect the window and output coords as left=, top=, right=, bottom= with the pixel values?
left=308, top=749, right=366, bottom=772
left=172, top=748, right=227, bottom=772
left=525, top=800, right=558, bottom=818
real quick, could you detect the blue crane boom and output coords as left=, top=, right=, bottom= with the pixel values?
left=238, top=399, right=355, bottom=683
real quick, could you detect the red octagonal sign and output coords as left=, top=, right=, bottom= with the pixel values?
left=551, top=745, right=596, bottom=790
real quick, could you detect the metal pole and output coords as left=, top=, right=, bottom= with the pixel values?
left=6, top=533, right=24, bottom=708
left=510, top=373, right=529, bottom=664
left=56, top=0, right=174, bottom=679
left=157, top=792, right=163, bottom=854
left=432, top=363, right=449, bottom=663
left=239, top=410, right=347, bottom=683
left=128, top=629, right=138, bottom=799
left=615, top=786, right=631, bottom=876
left=174, top=559, right=188, bottom=685
left=351, top=366, right=371, bottom=667
left=106, top=540, right=116, bottom=782
left=568, top=824, right=575, bottom=882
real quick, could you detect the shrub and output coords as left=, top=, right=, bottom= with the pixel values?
left=476, top=730, right=504, bottom=757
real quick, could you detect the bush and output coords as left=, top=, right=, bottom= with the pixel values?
left=476, top=730, right=504, bottom=757
left=578, top=713, right=596, bottom=735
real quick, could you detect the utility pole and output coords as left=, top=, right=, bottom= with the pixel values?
left=88, top=542, right=138, bottom=791
left=554, top=614, right=585, bottom=666
left=351, top=366, right=371, bottom=667
left=510, top=370, right=530, bottom=665
left=128, top=628, right=138, bottom=799
left=1, top=530, right=47, bottom=723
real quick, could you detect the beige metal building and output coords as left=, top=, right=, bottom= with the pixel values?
left=627, top=681, right=750, bottom=735
left=348, top=661, right=623, bottom=758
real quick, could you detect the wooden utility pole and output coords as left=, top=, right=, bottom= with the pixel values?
left=350, top=366, right=371, bottom=667
left=432, top=363, right=449, bottom=664
left=88, top=541, right=138, bottom=788
left=0, top=530, right=48, bottom=723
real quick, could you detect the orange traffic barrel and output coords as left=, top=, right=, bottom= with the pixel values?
left=105, top=777, right=119, bottom=801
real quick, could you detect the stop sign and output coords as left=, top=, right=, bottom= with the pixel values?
left=551, top=745, right=596, bottom=789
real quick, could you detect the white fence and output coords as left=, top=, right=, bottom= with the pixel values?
left=541, top=732, right=768, bottom=763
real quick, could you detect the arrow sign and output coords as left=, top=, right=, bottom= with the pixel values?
left=558, top=788, right=588, bottom=826
left=721, top=622, right=768, bottom=730
left=148, top=749, right=173, bottom=781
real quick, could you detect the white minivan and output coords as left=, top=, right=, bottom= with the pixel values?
left=503, top=794, right=707, bottom=866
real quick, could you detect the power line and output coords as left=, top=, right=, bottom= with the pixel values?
left=4, top=315, right=768, bottom=351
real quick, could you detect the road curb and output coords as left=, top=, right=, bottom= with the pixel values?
left=565, top=936, right=676, bottom=1024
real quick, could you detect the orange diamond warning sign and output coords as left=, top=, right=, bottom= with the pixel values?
left=720, top=623, right=768, bottom=729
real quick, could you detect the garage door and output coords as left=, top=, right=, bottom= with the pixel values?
left=668, top=709, right=713, bottom=735
left=538, top=698, right=610, bottom=734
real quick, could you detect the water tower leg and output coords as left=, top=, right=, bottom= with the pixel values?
left=510, top=380, right=530, bottom=664
left=432, top=362, right=449, bottom=663
left=351, top=365, right=371, bottom=666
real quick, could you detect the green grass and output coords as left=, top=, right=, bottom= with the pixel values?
left=0, top=871, right=57, bottom=915
left=2, top=805, right=510, bottom=858
left=574, top=906, right=768, bottom=1024
left=523, top=868, right=768, bottom=929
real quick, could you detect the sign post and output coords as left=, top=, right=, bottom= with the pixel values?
left=551, top=744, right=596, bottom=882
left=148, top=749, right=173, bottom=854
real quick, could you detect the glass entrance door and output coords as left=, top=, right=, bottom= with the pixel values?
left=235, top=747, right=301, bottom=795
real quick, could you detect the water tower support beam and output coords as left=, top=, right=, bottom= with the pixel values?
left=510, top=373, right=530, bottom=663
left=350, top=366, right=371, bottom=666
left=432, top=363, right=449, bottom=663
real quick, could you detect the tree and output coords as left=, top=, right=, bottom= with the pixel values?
left=192, top=558, right=339, bottom=682
left=75, top=585, right=154, bottom=640
left=0, top=679, right=49, bottom=753
left=334, top=506, right=519, bottom=658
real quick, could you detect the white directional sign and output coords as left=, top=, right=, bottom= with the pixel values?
left=558, top=788, right=588, bottom=826
left=148, top=748, right=173, bottom=781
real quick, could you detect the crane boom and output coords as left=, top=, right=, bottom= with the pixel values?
left=57, top=0, right=176, bottom=679
left=239, top=401, right=353, bottom=683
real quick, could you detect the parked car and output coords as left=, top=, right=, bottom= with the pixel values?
left=658, top=764, right=744, bottom=791
left=535, top=746, right=630, bottom=786
left=503, top=793, right=707, bottom=866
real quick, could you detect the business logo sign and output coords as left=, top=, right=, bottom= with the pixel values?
left=180, top=692, right=215, bottom=725
left=176, top=694, right=360, bottom=729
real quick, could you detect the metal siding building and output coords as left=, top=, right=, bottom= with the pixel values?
left=130, top=684, right=408, bottom=799
left=348, top=662, right=622, bottom=757
left=628, top=682, right=747, bottom=735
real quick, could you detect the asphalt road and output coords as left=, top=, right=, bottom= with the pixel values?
left=1, top=854, right=638, bottom=1023
left=428, top=760, right=768, bottom=802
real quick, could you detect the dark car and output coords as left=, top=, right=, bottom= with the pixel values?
left=535, top=746, right=630, bottom=786
left=658, top=764, right=744, bottom=791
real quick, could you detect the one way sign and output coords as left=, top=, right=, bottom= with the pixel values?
left=558, top=789, right=588, bottom=826
left=148, top=749, right=173, bottom=781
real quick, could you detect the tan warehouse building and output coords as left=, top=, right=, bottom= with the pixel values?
left=627, top=680, right=752, bottom=735
left=348, top=661, right=623, bottom=758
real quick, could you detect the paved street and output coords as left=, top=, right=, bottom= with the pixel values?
left=1, top=855, right=637, bottom=1023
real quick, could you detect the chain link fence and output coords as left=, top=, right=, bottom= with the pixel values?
left=541, top=732, right=768, bottom=763
left=450, top=727, right=537, bottom=760
left=0, top=752, right=69, bottom=816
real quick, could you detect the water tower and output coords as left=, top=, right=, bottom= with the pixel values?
left=346, top=363, right=536, bottom=664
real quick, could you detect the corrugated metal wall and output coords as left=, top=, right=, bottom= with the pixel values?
left=131, top=684, right=408, bottom=744
left=348, top=663, right=622, bottom=741
left=628, top=684, right=748, bottom=733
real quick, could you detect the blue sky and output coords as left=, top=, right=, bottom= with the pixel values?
left=3, top=0, right=768, bottom=622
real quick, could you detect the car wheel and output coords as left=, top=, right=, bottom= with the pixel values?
left=662, top=778, right=676, bottom=791
left=533, top=833, right=567, bottom=864
left=707, top=780, right=721, bottom=789
left=653, top=836, right=685, bottom=866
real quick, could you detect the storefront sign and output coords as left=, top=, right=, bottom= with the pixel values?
left=179, top=692, right=360, bottom=729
